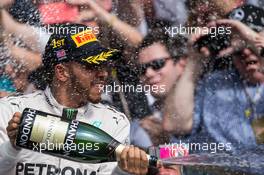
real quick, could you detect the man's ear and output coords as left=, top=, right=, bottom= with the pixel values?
left=54, top=64, right=70, bottom=82
left=175, top=57, right=188, bottom=76
left=178, top=57, right=188, bottom=68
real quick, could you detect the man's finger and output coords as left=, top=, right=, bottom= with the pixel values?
left=7, top=130, right=17, bottom=138
left=217, top=47, right=235, bottom=58
left=6, top=124, right=14, bottom=132
left=6, top=121, right=19, bottom=132
left=12, top=113, right=22, bottom=123
left=140, top=149, right=148, bottom=175
left=10, top=122, right=18, bottom=130
left=13, top=112, right=21, bottom=119
left=119, top=147, right=129, bottom=171
left=8, top=112, right=22, bottom=125
left=134, top=147, right=141, bottom=175
left=127, top=146, right=135, bottom=173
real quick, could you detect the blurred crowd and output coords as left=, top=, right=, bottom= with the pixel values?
left=1, top=0, right=264, bottom=174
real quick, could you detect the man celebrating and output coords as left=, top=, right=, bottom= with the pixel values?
left=0, top=24, right=149, bottom=175
left=137, top=28, right=188, bottom=145
left=137, top=29, right=188, bottom=175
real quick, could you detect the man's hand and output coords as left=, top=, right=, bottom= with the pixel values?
left=188, top=27, right=213, bottom=59
left=212, top=19, right=259, bottom=43
left=6, top=112, right=22, bottom=148
left=118, top=146, right=148, bottom=175
left=209, top=19, right=264, bottom=57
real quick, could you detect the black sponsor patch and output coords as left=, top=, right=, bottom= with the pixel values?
left=62, top=108, right=78, bottom=121
left=16, top=162, right=97, bottom=175
left=16, top=108, right=37, bottom=149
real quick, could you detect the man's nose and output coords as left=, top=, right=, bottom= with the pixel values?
left=243, top=48, right=253, bottom=56
left=145, top=67, right=156, bottom=78
left=97, top=69, right=109, bottom=78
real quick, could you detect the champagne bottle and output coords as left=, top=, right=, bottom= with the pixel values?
left=15, top=108, right=158, bottom=166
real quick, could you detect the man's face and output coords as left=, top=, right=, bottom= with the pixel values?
left=138, top=42, right=185, bottom=98
left=233, top=48, right=264, bottom=84
left=67, top=62, right=108, bottom=104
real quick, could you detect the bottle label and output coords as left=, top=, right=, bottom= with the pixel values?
left=21, top=113, right=81, bottom=153
left=17, top=108, right=85, bottom=156
left=30, top=115, right=69, bottom=149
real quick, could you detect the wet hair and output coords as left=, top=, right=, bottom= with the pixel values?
left=137, top=24, right=188, bottom=62
left=28, top=65, right=55, bottom=90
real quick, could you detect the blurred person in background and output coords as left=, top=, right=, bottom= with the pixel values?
left=0, top=40, right=40, bottom=95
left=136, top=28, right=189, bottom=175
left=0, top=0, right=43, bottom=52
left=0, top=7, right=15, bottom=98
left=137, top=28, right=188, bottom=145
left=0, top=10, right=44, bottom=94
left=0, top=44, right=16, bottom=98
left=186, top=0, right=247, bottom=73
left=163, top=5, right=264, bottom=157
left=161, top=4, right=264, bottom=175
left=0, top=0, right=49, bottom=95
